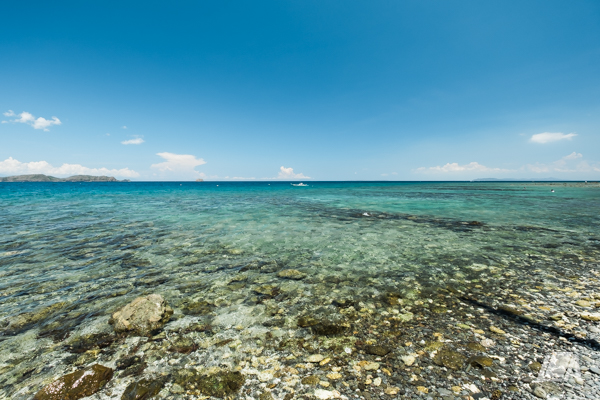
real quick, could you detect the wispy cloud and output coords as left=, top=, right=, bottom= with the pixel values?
left=122, top=125, right=127, bottom=129
left=416, top=162, right=511, bottom=174
left=529, top=132, right=577, bottom=144
left=150, top=152, right=206, bottom=178
left=121, top=137, right=145, bottom=145
left=0, top=157, right=139, bottom=178
left=2, top=110, right=61, bottom=131
left=525, top=152, right=600, bottom=173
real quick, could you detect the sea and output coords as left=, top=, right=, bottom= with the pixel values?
left=1, top=181, right=599, bottom=398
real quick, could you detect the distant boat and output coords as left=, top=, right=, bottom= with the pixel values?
left=291, top=183, right=309, bottom=187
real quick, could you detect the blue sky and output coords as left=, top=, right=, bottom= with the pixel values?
left=1, top=0, right=599, bottom=180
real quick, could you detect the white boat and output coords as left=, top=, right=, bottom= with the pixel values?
left=291, top=183, right=309, bottom=187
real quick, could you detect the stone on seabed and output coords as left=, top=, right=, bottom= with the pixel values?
left=174, top=369, right=245, bottom=397
left=109, top=294, right=173, bottom=335
left=33, top=364, right=113, bottom=400
left=533, top=385, right=547, bottom=399
left=314, top=389, right=340, bottom=399
left=277, top=269, right=307, bottom=280
left=433, top=347, right=467, bottom=370
left=580, top=312, right=600, bottom=321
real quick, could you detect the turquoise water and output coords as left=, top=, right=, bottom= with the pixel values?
left=1, top=181, right=599, bottom=397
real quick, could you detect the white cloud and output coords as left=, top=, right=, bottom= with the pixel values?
left=562, top=151, right=582, bottom=161
left=529, top=132, right=577, bottom=144
left=122, top=137, right=145, bottom=145
left=275, top=166, right=310, bottom=180
left=525, top=152, right=599, bottom=173
left=0, top=157, right=139, bottom=178
left=122, top=126, right=127, bottom=129
left=2, top=110, right=61, bottom=131
left=151, top=152, right=206, bottom=177
left=416, top=162, right=511, bottom=174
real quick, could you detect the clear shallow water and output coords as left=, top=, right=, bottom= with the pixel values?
left=1, top=181, right=599, bottom=398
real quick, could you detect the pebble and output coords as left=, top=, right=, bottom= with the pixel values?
left=277, top=269, right=307, bottom=280
left=533, top=386, right=547, bottom=398
left=361, top=361, right=380, bottom=371
left=384, top=387, right=400, bottom=395
left=575, top=300, right=591, bottom=307
left=401, top=355, right=416, bottom=366
left=307, top=354, right=325, bottom=363
left=580, top=312, right=600, bottom=321
left=314, top=389, right=340, bottom=399
left=489, top=326, right=506, bottom=335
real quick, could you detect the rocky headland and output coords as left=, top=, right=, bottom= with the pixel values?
left=0, top=174, right=130, bottom=182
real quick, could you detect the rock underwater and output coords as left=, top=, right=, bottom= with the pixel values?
left=109, top=294, right=173, bottom=335
left=33, top=364, right=113, bottom=400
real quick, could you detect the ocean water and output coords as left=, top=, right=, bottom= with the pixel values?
left=1, top=181, right=599, bottom=398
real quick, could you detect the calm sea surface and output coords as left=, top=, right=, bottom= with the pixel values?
left=1, top=181, right=599, bottom=397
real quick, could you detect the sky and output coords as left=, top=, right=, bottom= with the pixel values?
left=1, top=0, right=599, bottom=181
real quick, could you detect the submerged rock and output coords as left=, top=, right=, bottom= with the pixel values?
left=364, top=345, right=391, bottom=356
left=116, top=355, right=144, bottom=370
left=489, top=326, right=506, bottom=335
left=423, top=341, right=444, bottom=351
left=301, top=375, right=320, bottom=385
left=121, top=377, right=167, bottom=400
left=65, top=332, right=115, bottom=353
left=297, top=310, right=349, bottom=336
left=529, top=361, right=542, bottom=373
left=277, top=269, right=306, bottom=280
left=253, top=284, right=279, bottom=297
left=116, top=355, right=147, bottom=376
left=312, top=322, right=347, bottom=336
left=575, top=300, right=591, bottom=308
left=497, top=305, right=523, bottom=316
left=168, top=336, right=198, bottom=354
left=468, top=355, right=494, bottom=368
left=109, top=294, right=173, bottom=335
left=182, top=300, right=214, bottom=316
left=259, top=392, right=275, bottom=400
left=466, top=342, right=486, bottom=352
left=401, top=355, right=416, bottom=366
left=580, top=312, right=600, bottom=321
left=297, top=315, right=319, bottom=328
left=2, top=302, right=67, bottom=335
left=383, top=292, right=403, bottom=306
left=33, top=364, right=113, bottom=400
left=174, top=370, right=245, bottom=398
left=433, top=347, right=467, bottom=370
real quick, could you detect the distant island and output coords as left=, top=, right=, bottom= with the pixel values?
left=473, top=177, right=563, bottom=182
left=0, top=174, right=130, bottom=182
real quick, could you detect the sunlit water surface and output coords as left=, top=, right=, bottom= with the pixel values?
left=1, top=181, right=599, bottom=397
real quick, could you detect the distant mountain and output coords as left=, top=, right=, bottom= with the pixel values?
left=0, top=174, right=130, bottom=182
left=473, top=177, right=565, bottom=182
